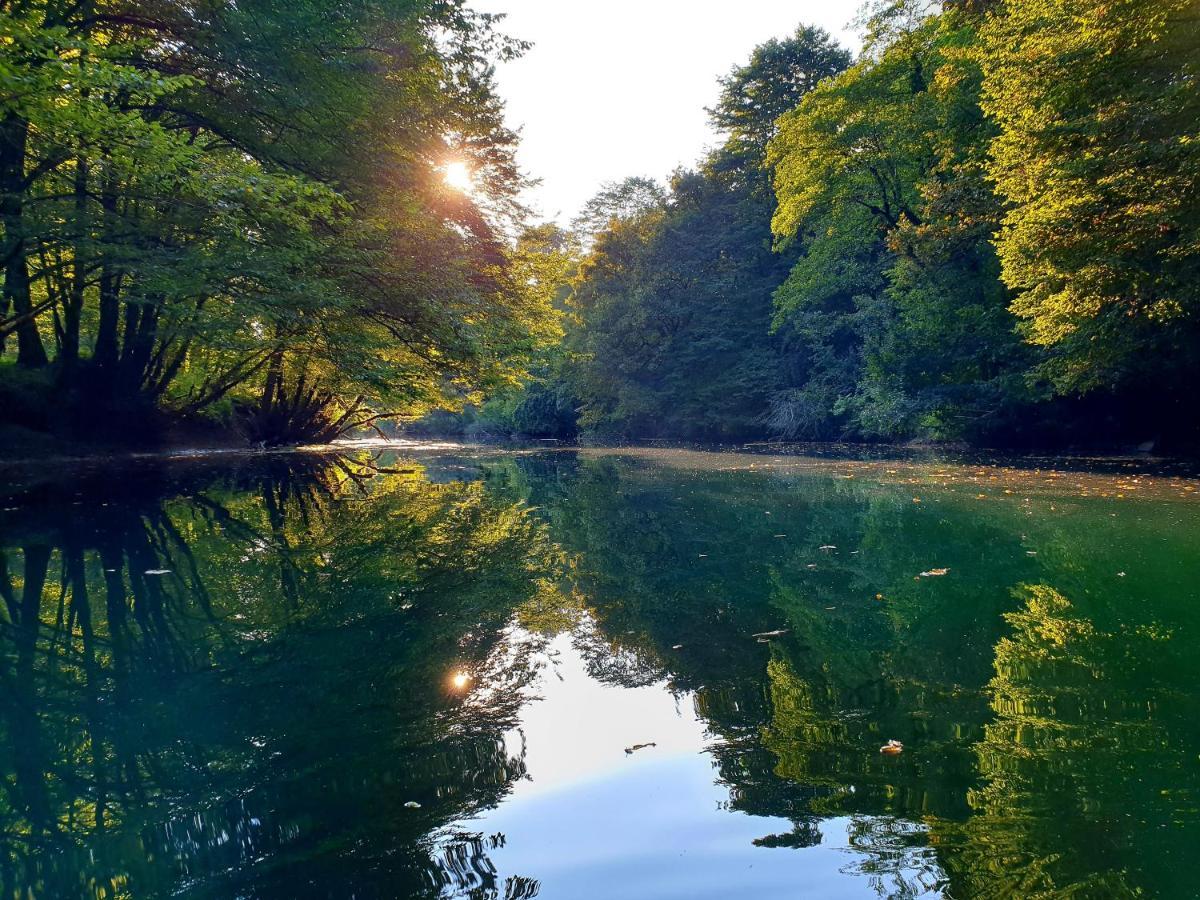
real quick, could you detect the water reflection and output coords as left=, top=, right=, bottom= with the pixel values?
left=0, top=446, right=1197, bottom=898
left=0, top=453, right=565, bottom=897
left=501, top=449, right=1199, bottom=898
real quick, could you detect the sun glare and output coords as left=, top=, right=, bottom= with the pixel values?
left=442, top=161, right=473, bottom=192
left=450, top=670, right=471, bottom=691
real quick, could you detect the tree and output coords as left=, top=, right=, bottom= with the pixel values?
left=980, top=0, right=1200, bottom=398
left=571, top=176, right=667, bottom=237
left=768, top=4, right=1035, bottom=440
left=708, top=25, right=852, bottom=178
left=566, top=25, right=850, bottom=440
left=0, top=0, right=557, bottom=447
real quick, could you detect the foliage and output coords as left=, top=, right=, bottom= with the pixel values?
left=9, top=0, right=1197, bottom=451
left=404, top=224, right=580, bottom=439
left=0, top=0, right=558, bottom=446
left=571, top=176, right=668, bottom=237
left=564, top=26, right=851, bottom=441
left=980, top=0, right=1200, bottom=397
left=556, top=0, right=1198, bottom=448
left=707, top=25, right=852, bottom=177
left=768, top=6, right=1039, bottom=441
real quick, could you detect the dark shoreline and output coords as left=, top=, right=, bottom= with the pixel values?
left=4, top=432, right=1198, bottom=483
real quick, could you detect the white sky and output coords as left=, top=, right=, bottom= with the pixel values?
left=476, top=0, right=865, bottom=224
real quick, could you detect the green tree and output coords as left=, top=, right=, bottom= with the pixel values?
left=568, top=26, right=850, bottom=440
left=980, top=0, right=1200, bottom=398
left=708, top=25, right=851, bottom=179
left=0, top=0, right=558, bottom=447
left=769, top=4, right=1034, bottom=440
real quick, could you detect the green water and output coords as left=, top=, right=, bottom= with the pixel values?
left=1, top=443, right=1198, bottom=899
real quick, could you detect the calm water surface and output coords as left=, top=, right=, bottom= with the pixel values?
left=1, top=443, right=1199, bottom=898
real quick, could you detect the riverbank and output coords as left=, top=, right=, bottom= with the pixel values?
left=4, top=426, right=1195, bottom=473
left=0, top=420, right=256, bottom=466
left=13, top=438, right=1197, bottom=508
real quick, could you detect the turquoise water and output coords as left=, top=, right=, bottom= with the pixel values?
left=1, top=443, right=1198, bottom=898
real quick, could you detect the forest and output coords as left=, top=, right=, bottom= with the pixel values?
left=0, top=0, right=562, bottom=450
left=1, top=0, right=1198, bottom=453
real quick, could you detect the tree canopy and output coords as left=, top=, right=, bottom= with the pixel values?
left=5, top=0, right=1198, bottom=452
left=0, top=0, right=558, bottom=446
left=466, top=0, right=1198, bottom=449
left=980, top=0, right=1200, bottom=395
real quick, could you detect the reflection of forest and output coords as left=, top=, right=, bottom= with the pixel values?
left=499, top=452, right=1200, bottom=899
left=1, top=449, right=1197, bottom=899
left=0, top=453, right=569, bottom=898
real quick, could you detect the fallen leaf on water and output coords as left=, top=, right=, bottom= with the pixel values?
left=919, top=568, right=950, bottom=578
left=880, top=740, right=904, bottom=755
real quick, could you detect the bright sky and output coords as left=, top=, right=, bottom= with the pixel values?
left=476, top=0, right=864, bottom=224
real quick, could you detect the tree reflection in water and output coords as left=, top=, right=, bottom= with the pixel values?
left=0, top=452, right=568, bottom=898
left=0, top=447, right=1198, bottom=898
left=508, top=450, right=1200, bottom=899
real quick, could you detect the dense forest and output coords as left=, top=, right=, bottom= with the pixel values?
left=1, top=0, right=1198, bottom=453
left=421, top=0, right=1200, bottom=449
left=0, top=0, right=562, bottom=450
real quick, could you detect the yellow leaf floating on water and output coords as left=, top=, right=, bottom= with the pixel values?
left=919, top=568, right=950, bottom=577
left=880, top=740, right=903, bottom=755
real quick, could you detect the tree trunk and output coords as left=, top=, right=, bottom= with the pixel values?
left=61, top=155, right=89, bottom=378
left=93, top=176, right=120, bottom=371
left=0, top=114, right=48, bottom=368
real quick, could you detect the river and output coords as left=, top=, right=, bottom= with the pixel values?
left=0, top=442, right=1197, bottom=898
